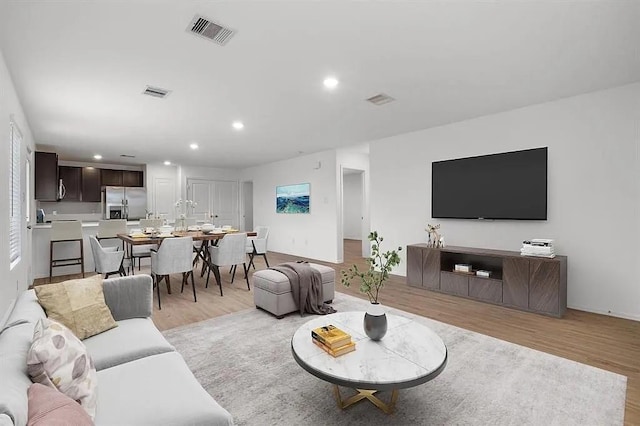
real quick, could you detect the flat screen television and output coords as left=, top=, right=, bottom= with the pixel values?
left=432, top=147, right=547, bottom=220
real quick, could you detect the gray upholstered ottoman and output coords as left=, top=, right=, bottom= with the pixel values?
left=253, top=263, right=335, bottom=318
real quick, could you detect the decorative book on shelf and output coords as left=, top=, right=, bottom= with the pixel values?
left=311, top=325, right=351, bottom=349
left=312, top=339, right=356, bottom=357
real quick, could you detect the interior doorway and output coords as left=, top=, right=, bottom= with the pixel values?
left=186, top=178, right=239, bottom=227
left=342, top=168, right=365, bottom=258
left=242, top=181, right=253, bottom=232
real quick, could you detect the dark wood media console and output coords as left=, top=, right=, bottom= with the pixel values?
left=407, top=244, right=567, bottom=317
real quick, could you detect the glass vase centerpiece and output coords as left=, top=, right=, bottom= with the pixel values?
left=174, top=199, right=197, bottom=231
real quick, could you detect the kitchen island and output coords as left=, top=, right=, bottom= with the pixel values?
left=32, top=221, right=142, bottom=280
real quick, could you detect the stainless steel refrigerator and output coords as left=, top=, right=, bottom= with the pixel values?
left=103, top=186, right=147, bottom=220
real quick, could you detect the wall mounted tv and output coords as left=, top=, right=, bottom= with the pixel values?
left=432, top=147, right=547, bottom=220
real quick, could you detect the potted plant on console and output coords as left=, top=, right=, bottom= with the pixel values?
left=341, top=231, right=402, bottom=341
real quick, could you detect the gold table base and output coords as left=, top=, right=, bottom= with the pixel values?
left=333, top=385, right=399, bottom=414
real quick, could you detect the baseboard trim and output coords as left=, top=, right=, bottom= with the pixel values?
left=568, top=304, right=640, bottom=322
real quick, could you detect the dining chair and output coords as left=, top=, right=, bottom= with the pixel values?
left=246, top=226, right=270, bottom=270
left=150, top=236, right=196, bottom=309
left=89, top=236, right=125, bottom=278
left=97, top=219, right=127, bottom=239
left=207, top=233, right=249, bottom=296
left=139, top=218, right=163, bottom=230
left=131, top=219, right=163, bottom=271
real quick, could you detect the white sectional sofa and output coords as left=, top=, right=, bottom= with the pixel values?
left=0, top=275, right=234, bottom=426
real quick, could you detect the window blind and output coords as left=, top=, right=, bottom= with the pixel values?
left=9, top=121, right=21, bottom=266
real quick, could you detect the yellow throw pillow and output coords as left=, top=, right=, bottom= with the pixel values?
left=34, top=275, right=117, bottom=340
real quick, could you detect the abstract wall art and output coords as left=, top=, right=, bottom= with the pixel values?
left=276, top=183, right=310, bottom=213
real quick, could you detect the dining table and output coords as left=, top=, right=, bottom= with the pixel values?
left=118, top=230, right=257, bottom=280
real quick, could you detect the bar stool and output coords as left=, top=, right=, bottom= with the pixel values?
left=49, top=221, right=85, bottom=282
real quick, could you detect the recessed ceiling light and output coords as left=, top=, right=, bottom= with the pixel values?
left=232, top=121, right=244, bottom=130
left=190, top=143, right=199, bottom=150
left=93, top=154, right=102, bottom=160
left=323, top=76, right=339, bottom=89
left=164, top=161, right=171, bottom=166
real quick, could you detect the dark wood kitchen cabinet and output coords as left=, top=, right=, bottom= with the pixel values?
left=123, top=170, right=144, bottom=187
left=58, top=166, right=81, bottom=202
left=35, top=151, right=58, bottom=201
left=101, top=169, right=143, bottom=187
left=101, top=169, right=123, bottom=186
left=81, top=167, right=102, bottom=202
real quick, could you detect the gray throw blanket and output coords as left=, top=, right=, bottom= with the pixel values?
left=270, top=262, right=336, bottom=316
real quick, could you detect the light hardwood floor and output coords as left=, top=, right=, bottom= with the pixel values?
left=37, top=239, right=640, bottom=424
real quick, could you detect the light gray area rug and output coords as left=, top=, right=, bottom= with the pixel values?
left=163, top=292, right=626, bottom=425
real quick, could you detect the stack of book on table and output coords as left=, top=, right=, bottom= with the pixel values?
left=521, top=239, right=555, bottom=258
left=311, top=325, right=356, bottom=357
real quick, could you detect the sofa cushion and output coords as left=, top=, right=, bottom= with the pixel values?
left=0, top=322, right=37, bottom=426
left=27, top=383, right=93, bottom=426
left=83, top=318, right=175, bottom=371
left=95, top=352, right=233, bottom=426
left=26, top=318, right=97, bottom=419
left=6, top=290, right=46, bottom=326
left=102, top=275, right=153, bottom=321
left=34, top=276, right=117, bottom=340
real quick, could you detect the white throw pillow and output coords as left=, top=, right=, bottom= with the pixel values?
left=26, top=318, right=97, bottom=419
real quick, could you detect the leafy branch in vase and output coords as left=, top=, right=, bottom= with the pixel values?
left=341, top=231, right=402, bottom=304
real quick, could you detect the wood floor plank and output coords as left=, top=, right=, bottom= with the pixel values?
left=35, top=239, right=640, bottom=424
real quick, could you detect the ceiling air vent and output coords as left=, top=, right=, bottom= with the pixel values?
left=366, top=93, right=395, bottom=106
left=187, top=15, right=235, bottom=46
left=120, top=154, right=136, bottom=158
left=142, top=86, right=171, bottom=99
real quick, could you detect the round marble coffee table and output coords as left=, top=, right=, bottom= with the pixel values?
left=291, top=311, right=447, bottom=414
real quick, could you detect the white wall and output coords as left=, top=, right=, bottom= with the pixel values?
left=177, top=165, right=240, bottom=201
left=343, top=173, right=363, bottom=239
left=240, top=151, right=339, bottom=262
left=0, top=49, right=35, bottom=319
left=370, top=83, right=640, bottom=320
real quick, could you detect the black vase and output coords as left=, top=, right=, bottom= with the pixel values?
left=364, top=303, right=387, bottom=341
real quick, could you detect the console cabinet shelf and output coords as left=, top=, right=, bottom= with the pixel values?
left=407, top=244, right=567, bottom=317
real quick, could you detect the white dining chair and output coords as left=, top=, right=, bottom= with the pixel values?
left=89, top=236, right=125, bottom=278
left=207, top=233, right=249, bottom=296
left=150, top=236, right=196, bottom=309
left=131, top=219, right=163, bottom=271
left=246, top=226, right=270, bottom=270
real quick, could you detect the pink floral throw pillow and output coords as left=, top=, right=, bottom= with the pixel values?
left=26, top=318, right=97, bottom=419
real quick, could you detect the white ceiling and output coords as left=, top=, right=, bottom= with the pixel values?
left=1, top=1, right=639, bottom=168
